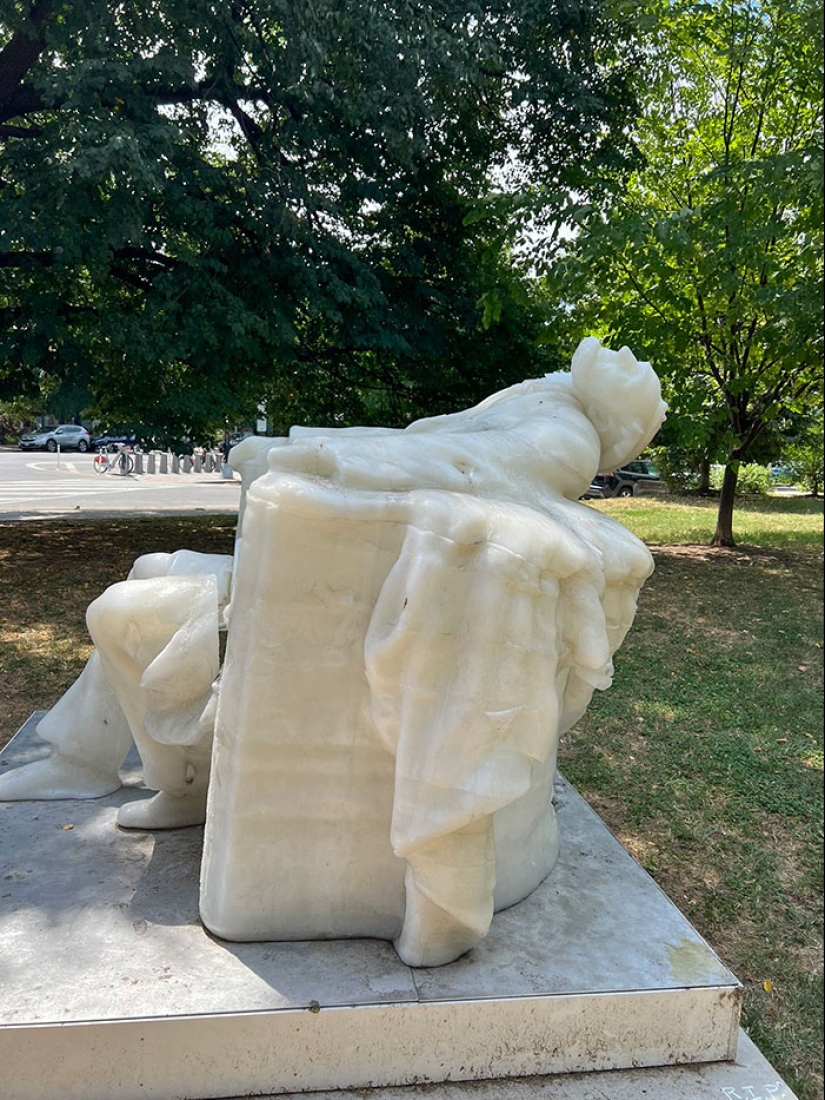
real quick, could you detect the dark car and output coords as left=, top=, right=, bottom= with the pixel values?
left=19, top=424, right=91, bottom=453
left=584, top=459, right=665, bottom=499
left=91, top=431, right=141, bottom=453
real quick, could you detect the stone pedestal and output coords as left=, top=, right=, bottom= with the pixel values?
left=0, top=714, right=770, bottom=1100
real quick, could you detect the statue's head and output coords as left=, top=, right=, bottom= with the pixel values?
left=569, top=337, right=667, bottom=472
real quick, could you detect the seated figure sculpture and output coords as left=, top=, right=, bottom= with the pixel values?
left=0, top=336, right=666, bottom=967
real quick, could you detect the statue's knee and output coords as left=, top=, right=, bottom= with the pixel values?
left=86, top=580, right=144, bottom=654
left=128, top=552, right=173, bottom=581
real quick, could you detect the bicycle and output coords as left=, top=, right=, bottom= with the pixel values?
left=93, top=443, right=136, bottom=476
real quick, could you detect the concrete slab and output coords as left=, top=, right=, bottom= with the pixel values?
left=0, top=713, right=749, bottom=1100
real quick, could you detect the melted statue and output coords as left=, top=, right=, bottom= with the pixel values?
left=0, top=337, right=666, bottom=967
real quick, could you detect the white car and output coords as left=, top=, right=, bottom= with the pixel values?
left=19, top=424, right=92, bottom=453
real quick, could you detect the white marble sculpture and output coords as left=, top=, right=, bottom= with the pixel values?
left=0, top=337, right=665, bottom=966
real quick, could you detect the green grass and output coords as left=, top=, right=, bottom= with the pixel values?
left=563, top=495, right=823, bottom=1099
left=0, top=498, right=822, bottom=1096
left=586, top=493, right=824, bottom=549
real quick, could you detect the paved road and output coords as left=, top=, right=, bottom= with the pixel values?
left=0, top=449, right=241, bottom=521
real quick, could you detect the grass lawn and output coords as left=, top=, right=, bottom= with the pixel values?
left=569, top=494, right=823, bottom=1099
left=0, top=497, right=822, bottom=1097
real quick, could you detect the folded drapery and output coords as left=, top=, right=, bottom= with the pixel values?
left=363, top=490, right=651, bottom=963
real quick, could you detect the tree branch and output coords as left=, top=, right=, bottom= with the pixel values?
left=108, top=265, right=153, bottom=292
left=115, top=246, right=177, bottom=272
left=0, top=122, right=43, bottom=138
left=0, top=2, right=52, bottom=124
left=0, top=2, right=52, bottom=98
left=614, top=256, right=672, bottom=325
left=0, top=83, right=46, bottom=125
left=691, top=282, right=728, bottom=390
left=0, top=249, right=54, bottom=269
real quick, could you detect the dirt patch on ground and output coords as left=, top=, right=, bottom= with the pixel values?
left=649, top=542, right=804, bottom=571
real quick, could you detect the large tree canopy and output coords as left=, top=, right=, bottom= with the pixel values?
left=545, top=0, right=824, bottom=544
left=0, top=0, right=639, bottom=440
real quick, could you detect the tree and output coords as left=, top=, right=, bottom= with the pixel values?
left=785, top=408, right=824, bottom=496
left=545, top=0, right=824, bottom=545
left=0, top=1, right=640, bottom=441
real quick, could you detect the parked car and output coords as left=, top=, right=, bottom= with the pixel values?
left=91, top=431, right=141, bottom=453
left=770, top=462, right=797, bottom=482
left=18, top=424, right=91, bottom=453
left=583, top=459, right=666, bottom=499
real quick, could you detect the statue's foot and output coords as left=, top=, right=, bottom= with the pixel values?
left=117, top=789, right=207, bottom=830
left=394, top=822, right=495, bottom=967
left=394, top=887, right=485, bottom=967
left=0, top=755, right=122, bottom=801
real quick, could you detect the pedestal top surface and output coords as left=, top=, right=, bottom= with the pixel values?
left=0, top=714, right=738, bottom=1027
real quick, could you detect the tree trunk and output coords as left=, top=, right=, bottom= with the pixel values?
left=711, top=463, right=738, bottom=546
left=699, top=457, right=711, bottom=494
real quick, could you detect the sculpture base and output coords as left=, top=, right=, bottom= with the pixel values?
left=1, top=714, right=748, bottom=1100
